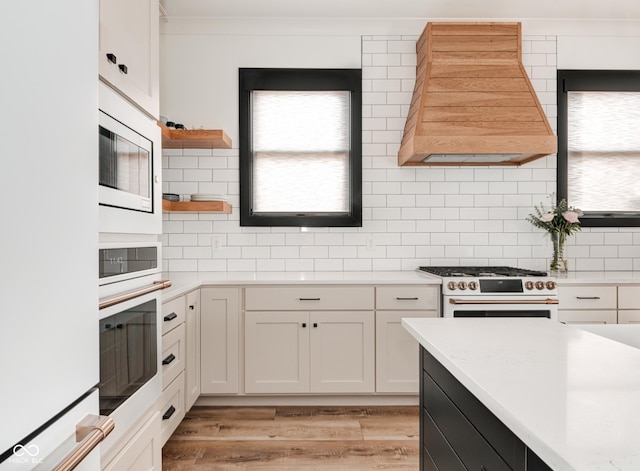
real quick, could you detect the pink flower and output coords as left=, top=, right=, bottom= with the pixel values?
left=562, top=211, right=580, bottom=224
left=540, top=212, right=554, bottom=222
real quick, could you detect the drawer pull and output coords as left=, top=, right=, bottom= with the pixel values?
left=302, top=323, right=307, bottom=328
left=162, top=353, right=176, bottom=365
left=576, top=296, right=601, bottom=300
left=163, top=406, right=176, bottom=421
left=299, top=297, right=320, bottom=301
left=189, top=304, right=195, bottom=310
left=396, top=297, right=419, bottom=301
left=313, top=323, right=318, bottom=328
left=106, top=53, right=117, bottom=64
left=118, top=63, right=128, bottom=74
left=164, top=312, right=178, bottom=322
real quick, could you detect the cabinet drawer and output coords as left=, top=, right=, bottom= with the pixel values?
left=245, top=286, right=374, bottom=311
left=558, top=286, right=616, bottom=310
left=159, top=371, right=185, bottom=446
left=162, top=323, right=185, bottom=389
left=422, top=409, right=466, bottom=471
left=618, top=286, right=640, bottom=309
left=376, top=286, right=439, bottom=311
left=558, top=310, right=617, bottom=324
left=162, top=296, right=186, bottom=335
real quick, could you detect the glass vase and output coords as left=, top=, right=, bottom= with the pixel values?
left=550, top=232, right=568, bottom=273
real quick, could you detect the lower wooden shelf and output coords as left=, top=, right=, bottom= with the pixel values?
left=162, top=200, right=232, bottom=213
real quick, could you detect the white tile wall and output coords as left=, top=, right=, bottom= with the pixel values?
left=162, top=34, right=640, bottom=273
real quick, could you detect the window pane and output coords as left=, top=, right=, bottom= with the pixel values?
left=568, top=91, right=640, bottom=212
left=252, top=90, right=350, bottom=213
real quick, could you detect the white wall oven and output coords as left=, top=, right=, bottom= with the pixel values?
left=418, top=266, right=559, bottom=320
left=98, top=242, right=169, bottom=456
left=99, top=82, right=161, bottom=235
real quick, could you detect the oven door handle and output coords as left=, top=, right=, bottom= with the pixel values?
left=99, top=280, right=172, bottom=310
left=448, top=298, right=559, bottom=305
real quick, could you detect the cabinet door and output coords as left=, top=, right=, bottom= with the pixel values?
left=618, top=310, right=640, bottom=324
left=102, top=411, right=162, bottom=471
left=245, top=311, right=310, bottom=394
left=99, top=0, right=159, bottom=117
left=185, top=290, right=201, bottom=410
left=557, top=310, right=617, bottom=324
left=376, top=311, right=437, bottom=393
left=309, top=311, right=375, bottom=393
left=200, top=287, right=239, bottom=394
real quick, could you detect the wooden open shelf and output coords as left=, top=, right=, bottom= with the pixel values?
left=162, top=200, right=232, bottom=213
left=158, top=122, right=232, bottom=149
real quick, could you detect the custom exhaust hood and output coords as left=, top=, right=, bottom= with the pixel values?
left=398, top=22, right=557, bottom=166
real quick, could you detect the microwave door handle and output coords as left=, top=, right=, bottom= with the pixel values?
left=448, top=298, right=559, bottom=305
left=99, top=280, right=172, bottom=310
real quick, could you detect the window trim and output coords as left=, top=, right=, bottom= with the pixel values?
left=557, top=69, right=640, bottom=227
left=239, top=68, right=362, bottom=227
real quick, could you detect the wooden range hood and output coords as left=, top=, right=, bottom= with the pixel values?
left=398, top=22, right=557, bottom=166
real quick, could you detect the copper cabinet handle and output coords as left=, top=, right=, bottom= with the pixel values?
left=53, top=415, right=115, bottom=471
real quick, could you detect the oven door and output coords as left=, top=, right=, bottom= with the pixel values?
left=444, top=295, right=558, bottom=321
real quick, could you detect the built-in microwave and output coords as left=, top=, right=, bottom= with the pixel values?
left=99, top=110, right=153, bottom=213
left=98, top=81, right=161, bottom=235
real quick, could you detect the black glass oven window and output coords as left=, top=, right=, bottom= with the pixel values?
left=99, top=299, right=157, bottom=415
left=454, top=311, right=550, bottom=318
left=479, top=279, right=524, bottom=293
left=99, top=246, right=158, bottom=279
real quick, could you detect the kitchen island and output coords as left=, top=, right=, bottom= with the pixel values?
left=402, top=317, right=640, bottom=471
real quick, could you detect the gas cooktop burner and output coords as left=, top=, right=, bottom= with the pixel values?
left=418, top=266, right=547, bottom=277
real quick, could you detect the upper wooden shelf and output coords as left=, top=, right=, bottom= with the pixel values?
left=162, top=199, right=232, bottom=213
left=158, top=122, right=232, bottom=149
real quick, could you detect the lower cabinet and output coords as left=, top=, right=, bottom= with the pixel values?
left=185, top=289, right=201, bottom=409
left=102, top=411, right=162, bottom=471
left=245, top=310, right=375, bottom=394
left=159, top=371, right=185, bottom=446
left=200, top=287, right=240, bottom=394
left=557, top=285, right=617, bottom=324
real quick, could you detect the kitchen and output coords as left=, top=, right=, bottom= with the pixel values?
left=2, top=0, right=640, bottom=470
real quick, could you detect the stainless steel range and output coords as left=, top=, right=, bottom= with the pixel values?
left=418, top=266, right=558, bottom=320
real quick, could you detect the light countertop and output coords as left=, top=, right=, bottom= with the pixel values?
left=554, top=271, right=640, bottom=284
left=161, top=270, right=441, bottom=301
left=402, top=317, right=640, bottom=471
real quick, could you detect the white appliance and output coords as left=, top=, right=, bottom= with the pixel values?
left=418, top=266, right=559, bottom=320
left=98, top=82, right=162, bottom=236
left=1, top=0, right=110, bottom=469
left=97, top=243, right=168, bottom=458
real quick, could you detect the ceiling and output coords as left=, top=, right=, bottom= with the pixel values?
left=160, top=0, right=640, bottom=20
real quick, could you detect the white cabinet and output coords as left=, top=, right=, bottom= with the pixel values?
left=185, top=290, right=201, bottom=410
left=102, top=411, right=162, bottom=471
left=245, top=310, right=375, bottom=394
left=617, top=286, right=640, bottom=324
left=244, top=286, right=375, bottom=395
left=99, top=0, right=159, bottom=118
left=375, top=285, right=439, bottom=393
left=557, top=285, right=617, bottom=324
left=200, top=287, right=240, bottom=394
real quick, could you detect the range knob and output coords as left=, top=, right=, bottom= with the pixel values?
left=535, top=281, right=545, bottom=290
left=447, top=281, right=457, bottom=291
left=546, top=280, right=556, bottom=290
left=525, top=281, right=534, bottom=290
left=468, top=281, right=478, bottom=290
left=457, top=281, right=467, bottom=290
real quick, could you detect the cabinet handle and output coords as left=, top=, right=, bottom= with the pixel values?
left=576, top=296, right=601, bottom=300
left=299, top=298, right=320, bottom=301
left=189, top=304, right=195, bottom=310
left=396, top=297, right=419, bottom=301
left=162, top=406, right=176, bottom=421
left=164, top=312, right=178, bottom=322
left=302, top=323, right=307, bottom=328
left=162, top=353, right=176, bottom=365
left=313, top=323, right=318, bottom=328
left=118, top=64, right=128, bottom=74
left=106, top=53, right=117, bottom=64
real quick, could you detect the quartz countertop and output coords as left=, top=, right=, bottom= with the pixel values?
left=161, top=270, right=441, bottom=301
left=553, top=271, right=640, bottom=284
left=402, top=317, right=640, bottom=470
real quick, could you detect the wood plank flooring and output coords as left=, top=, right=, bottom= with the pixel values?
left=162, top=406, right=419, bottom=470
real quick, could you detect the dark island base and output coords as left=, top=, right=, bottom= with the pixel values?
left=420, top=346, right=553, bottom=471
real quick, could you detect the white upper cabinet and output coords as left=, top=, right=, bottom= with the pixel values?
left=99, top=0, right=159, bottom=118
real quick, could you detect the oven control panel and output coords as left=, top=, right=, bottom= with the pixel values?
left=444, top=277, right=557, bottom=295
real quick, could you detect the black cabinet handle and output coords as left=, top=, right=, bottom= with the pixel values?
left=313, top=323, right=318, bottom=328
left=164, top=312, right=177, bottom=322
left=189, top=304, right=195, bottom=310
left=299, top=298, right=320, bottom=301
left=302, top=323, right=307, bottom=328
left=163, top=405, right=176, bottom=420
left=118, top=64, right=128, bottom=74
left=576, top=296, right=601, bottom=300
left=106, top=53, right=117, bottom=64
left=396, top=297, right=419, bottom=300
left=162, top=353, right=176, bottom=365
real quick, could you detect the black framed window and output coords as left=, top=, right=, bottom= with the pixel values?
left=557, top=70, right=640, bottom=227
left=239, top=68, right=362, bottom=227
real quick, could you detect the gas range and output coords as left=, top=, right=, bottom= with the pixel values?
left=418, top=266, right=557, bottom=297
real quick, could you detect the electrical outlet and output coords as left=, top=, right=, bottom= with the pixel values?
left=211, top=235, right=222, bottom=253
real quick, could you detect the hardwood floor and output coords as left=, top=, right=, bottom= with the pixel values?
left=162, top=406, right=419, bottom=470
